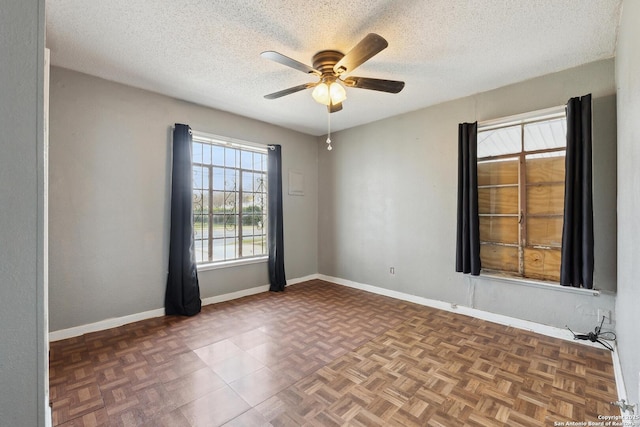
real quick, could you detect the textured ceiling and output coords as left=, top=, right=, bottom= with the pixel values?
left=46, top=0, right=622, bottom=136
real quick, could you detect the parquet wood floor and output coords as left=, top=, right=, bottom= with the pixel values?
left=49, top=280, right=619, bottom=426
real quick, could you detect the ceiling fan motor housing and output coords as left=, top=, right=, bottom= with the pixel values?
left=312, top=50, right=344, bottom=77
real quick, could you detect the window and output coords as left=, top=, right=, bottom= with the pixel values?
left=477, top=110, right=566, bottom=282
left=191, top=133, right=268, bottom=264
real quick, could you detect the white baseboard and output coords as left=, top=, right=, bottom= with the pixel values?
left=49, top=307, right=166, bottom=342
left=611, top=343, right=628, bottom=407
left=201, top=284, right=271, bottom=306
left=45, top=397, right=52, bottom=427
left=49, top=274, right=317, bottom=342
left=287, top=274, right=319, bottom=286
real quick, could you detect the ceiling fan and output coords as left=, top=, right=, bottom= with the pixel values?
left=261, top=33, right=405, bottom=113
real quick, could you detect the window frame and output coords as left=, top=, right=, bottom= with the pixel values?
left=477, top=107, right=567, bottom=282
left=191, top=131, right=269, bottom=268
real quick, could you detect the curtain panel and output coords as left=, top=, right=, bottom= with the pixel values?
left=267, top=145, right=286, bottom=291
left=560, top=94, right=594, bottom=289
left=456, top=122, right=481, bottom=275
left=165, top=124, right=202, bottom=315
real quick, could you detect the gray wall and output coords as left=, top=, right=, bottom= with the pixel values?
left=615, top=0, right=640, bottom=405
left=0, top=0, right=47, bottom=425
left=318, top=59, right=617, bottom=333
left=49, top=67, right=318, bottom=331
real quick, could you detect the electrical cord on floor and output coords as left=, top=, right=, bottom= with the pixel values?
left=566, top=316, right=616, bottom=351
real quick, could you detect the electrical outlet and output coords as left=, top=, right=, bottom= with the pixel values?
left=389, top=267, right=395, bottom=275
left=597, top=309, right=611, bottom=324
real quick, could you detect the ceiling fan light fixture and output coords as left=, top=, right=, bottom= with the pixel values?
left=312, top=82, right=330, bottom=105
left=312, top=81, right=346, bottom=106
left=329, top=81, right=347, bottom=104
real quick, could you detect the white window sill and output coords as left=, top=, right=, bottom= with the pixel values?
left=197, top=256, right=268, bottom=272
left=473, top=272, right=600, bottom=296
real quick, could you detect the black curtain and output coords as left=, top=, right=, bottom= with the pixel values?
left=165, top=124, right=202, bottom=315
left=456, top=122, right=481, bottom=275
left=267, top=145, right=286, bottom=291
left=560, top=94, right=594, bottom=289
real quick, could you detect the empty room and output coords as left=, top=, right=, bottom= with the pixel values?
left=2, top=1, right=640, bottom=426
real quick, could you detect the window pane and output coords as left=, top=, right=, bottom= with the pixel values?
left=201, top=167, right=209, bottom=190
left=260, top=153, right=267, bottom=171
left=193, top=166, right=204, bottom=190
left=202, top=219, right=209, bottom=241
left=193, top=190, right=204, bottom=213
left=212, top=191, right=224, bottom=210
left=213, top=238, right=224, bottom=261
left=480, top=244, right=519, bottom=273
left=204, top=217, right=212, bottom=240
left=478, top=187, right=518, bottom=214
left=249, top=243, right=266, bottom=257
left=255, top=174, right=265, bottom=192
left=527, top=217, right=563, bottom=247
left=253, top=153, right=263, bottom=171
left=204, top=238, right=210, bottom=263
left=527, top=183, right=564, bottom=215
left=241, top=212, right=256, bottom=230
left=212, top=167, right=224, bottom=190
left=223, top=187, right=237, bottom=240
left=242, top=235, right=264, bottom=257
left=202, top=144, right=211, bottom=165
left=213, top=145, right=224, bottom=166
left=241, top=193, right=252, bottom=209
left=254, top=194, right=264, bottom=210
left=477, top=125, right=521, bottom=157
left=194, top=239, right=204, bottom=263
left=241, top=150, right=253, bottom=169
left=478, top=159, right=518, bottom=186
left=526, top=154, right=565, bottom=183
left=225, top=148, right=237, bottom=167
left=242, top=171, right=253, bottom=192
left=193, top=215, right=204, bottom=240
left=524, top=247, right=561, bottom=281
left=201, top=192, right=209, bottom=214
left=479, top=216, right=518, bottom=245
left=252, top=200, right=260, bottom=215
left=524, top=117, right=566, bottom=151
left=212, top=215, right=225, bottom=236
left=225, top=239, right=237, bottom=259
left=224, top=191, right=236, bottom=213
left=193, top=142, right=203, bottom=164
left=225, top=169, right=237, bottom=191
left=224, top=221, right=237, bottom=238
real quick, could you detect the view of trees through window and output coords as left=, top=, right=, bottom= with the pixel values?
left=192, top=137, right=268, bottom=263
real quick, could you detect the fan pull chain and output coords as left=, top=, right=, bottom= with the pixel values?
left=326, top=110, right=333, bottom=151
